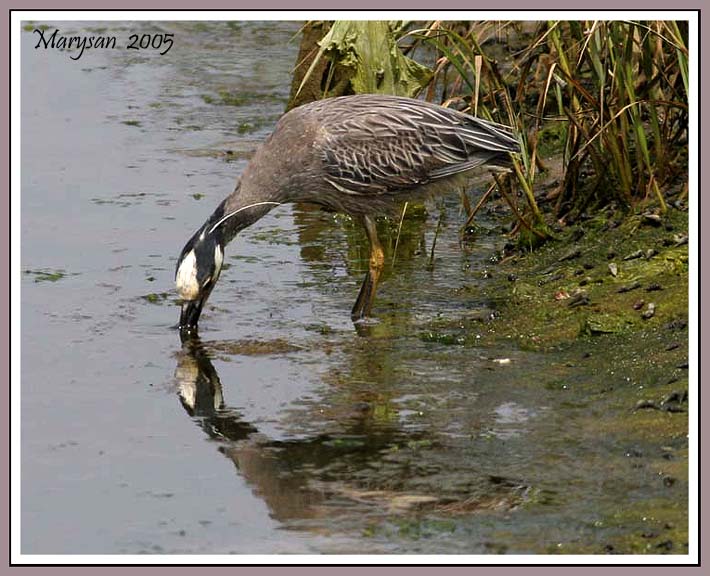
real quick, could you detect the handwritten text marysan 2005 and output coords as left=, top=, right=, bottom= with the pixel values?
left=33, top=28, right=174, bottom=61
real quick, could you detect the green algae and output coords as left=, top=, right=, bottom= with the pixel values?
left=23, top=268, right=78, bottom=283
left=142, top=292, right=172, bottom=304
left=593, top=498, right=689, bottom=554
left=487, top=207, right=689, bottom=351
left=482, top=206, right=689, bottom=554
left=201, top=90, right=285, bottom=108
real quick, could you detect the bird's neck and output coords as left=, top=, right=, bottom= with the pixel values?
left=206, top=185, right=279, bottom=246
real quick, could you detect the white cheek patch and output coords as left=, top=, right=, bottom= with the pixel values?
left=175, top=249, right=200, bottom=300
left=214, top=244, right=223, bottom=278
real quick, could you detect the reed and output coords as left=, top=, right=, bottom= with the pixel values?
left=410, top=20, right=688, bottom=221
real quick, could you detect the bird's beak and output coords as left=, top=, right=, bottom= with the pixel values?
left=179, top=297, right=206, bottom=337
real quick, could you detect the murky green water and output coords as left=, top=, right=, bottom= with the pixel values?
left=20, top=21, right=687, bottom=555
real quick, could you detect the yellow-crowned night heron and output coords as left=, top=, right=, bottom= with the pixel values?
left=176, top=94, right=520, bottom=334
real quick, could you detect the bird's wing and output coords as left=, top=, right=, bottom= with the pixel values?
left=315, top=99, right=519, bottom=196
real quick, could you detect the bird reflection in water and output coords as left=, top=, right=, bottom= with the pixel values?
left=174, top=334, right=419, bottom=524
left=173, top=334, right=530, bottom=529
left=174, top=334, right=328, bottom=522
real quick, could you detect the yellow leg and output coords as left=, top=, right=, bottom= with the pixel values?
left=351, top=215, right=385, bottom=321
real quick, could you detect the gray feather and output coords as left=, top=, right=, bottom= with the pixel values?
left=299, top=95, right=519, bottom=197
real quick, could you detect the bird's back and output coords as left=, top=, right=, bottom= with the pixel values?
left=245, top=94, right=520, bottom=215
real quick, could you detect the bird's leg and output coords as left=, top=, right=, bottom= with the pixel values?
left=351, top=215, right=385, bottom=321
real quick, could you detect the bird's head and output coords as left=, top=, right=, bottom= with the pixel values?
left=175, top=224, right=224, bottom=335
left=175, top=197, right=280, bottom=335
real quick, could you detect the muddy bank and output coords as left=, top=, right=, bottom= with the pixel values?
left=439, top=203, right=690, bottom=554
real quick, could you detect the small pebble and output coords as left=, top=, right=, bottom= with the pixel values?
left=568, top=291, right=590, bottom=308
left=623, top=249, right=644, bottom=261
left=633, top=299, right=645, bottom=310
left=646, top=283, right=663, bottom=292
left=645, top=248, right=657, bottom=260
left=538, top=272, right=565, bottom=286
left=634, top=399, right=658, bottom=410
left=559, top=247, right=581, bottom=262
left=554, top=289, right=570, bottom=301
left=642, top=213, right=663, bottom=227
left=617, top=281, right=641, bottom=293
left=664, top=319, right=687, bottom=331
left=673, top=233, right=688, bottom=247
left=608, top=262, right=618, bottom=277
left=663, top=405, right=685, bottom=413
left=641, top=302, right=656, bottom=320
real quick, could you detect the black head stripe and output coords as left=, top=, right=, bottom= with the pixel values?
left=193, top=233, right=220, bottom=280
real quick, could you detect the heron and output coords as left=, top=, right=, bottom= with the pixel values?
left=175, top=94, right=520, bottom=334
